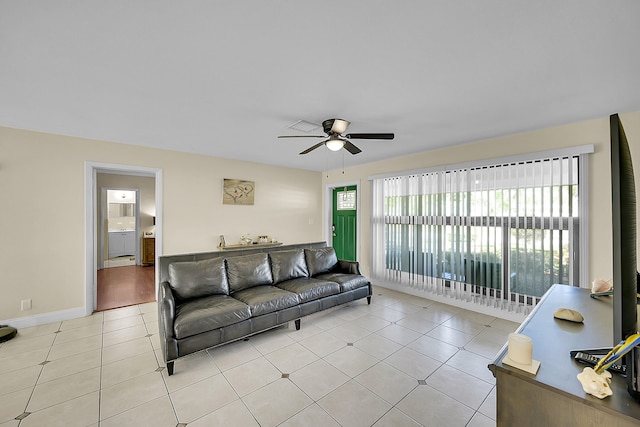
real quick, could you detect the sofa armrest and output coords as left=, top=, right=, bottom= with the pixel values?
left=158, top=281, right=176, bottom=340
left=336, top=260, right=362, bottom=275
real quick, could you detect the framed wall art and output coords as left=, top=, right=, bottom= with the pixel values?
left=223, top=178, right=255, bottom=205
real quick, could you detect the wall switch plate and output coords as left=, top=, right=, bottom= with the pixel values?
left=21, top=299, right=32, bottom=311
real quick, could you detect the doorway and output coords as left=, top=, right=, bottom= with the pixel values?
left=325, top=181, right=360, bottom=262
left=332, top=185, right=357, bottom=261
left=84, top=162, right=163, bottom=316
left=104, top=189, right=138, bottom=268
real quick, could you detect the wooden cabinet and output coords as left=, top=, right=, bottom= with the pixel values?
left=142, top=237, right=155, bottom=265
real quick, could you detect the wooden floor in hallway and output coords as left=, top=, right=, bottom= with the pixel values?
left=96, top=265, right=155, bottom=311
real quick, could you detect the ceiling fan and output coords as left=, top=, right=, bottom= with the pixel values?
left=278, top=119, right=394, bottom=155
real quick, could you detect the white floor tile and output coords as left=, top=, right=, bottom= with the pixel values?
left=20, top=391, right=99, bottom=427
left=170, top=373, right=238, bottom=423
left=468, top=411, right=497, bottom=427
left=242, top=379, right=313, bottom=427
left=265, top=342, right=319, bottom=374
left=353, top=333, right=403, bottom=360
left=187, top=399, right=259, bottom=427
left=289, top=359, right=350, bottom=400
left=100, top=371, right=167, bottom=420
left=53, top=323, right=103, bottom=344
left=279, top=403, right=340, bottom=427
left=100, top=395, right=177, bottom=427
left=0, top=347, right=48, bottom=375
left=355, top=362, right=418, bottom=405
left=376, top=324, right=421, bottom=346
left=101, top=350, right=160, bottom=389
left=38, top=348, right=101, bottom=384
left=396, top=385, right=475, bottom=426
left=384, top=347, right=441, bottom=380
left=426, top=364, right=493, bottom=409
left=224, top=356, right=282, bottom=396
left=427, top=324, right=476, bottom=347
left=318, top=380, right=392, bottom=427
left=372, top=408, right=422, bottom=427
left=446, top=349, right=496, bottom=384
left=323, top=346, right=379, bottom=378
left=407, top=334, right=460, bottom=362
left=47, top=334, right=102, bottom=361
left=0, top=388, right=31, bottom=424
left=299, top=331, right=347, bottom=357
left=207, top=340, right=262, bottom=371
left=27, top=367, right=100, bottom=413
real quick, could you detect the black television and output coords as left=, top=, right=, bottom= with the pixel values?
left=610, top=113, right=640, bottom=401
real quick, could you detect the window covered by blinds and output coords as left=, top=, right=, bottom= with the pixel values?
left=371, top=151, right=589, bottom=314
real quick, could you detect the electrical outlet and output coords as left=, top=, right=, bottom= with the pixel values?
left=21, top=299, right=32, bottom=311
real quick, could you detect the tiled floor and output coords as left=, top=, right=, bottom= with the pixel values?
left=0, top=286, right=519, bottom=426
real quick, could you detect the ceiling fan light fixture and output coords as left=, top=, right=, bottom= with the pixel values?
left=325, top=136, right=345, bottom=151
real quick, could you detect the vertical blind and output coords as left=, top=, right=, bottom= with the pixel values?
left=371, top=149, right=591, bottom=314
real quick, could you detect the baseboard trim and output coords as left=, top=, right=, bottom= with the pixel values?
left=1, top=307, right=87, bottom=329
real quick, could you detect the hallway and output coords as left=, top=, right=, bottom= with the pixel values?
left=96, top=265, right=155, bottom=311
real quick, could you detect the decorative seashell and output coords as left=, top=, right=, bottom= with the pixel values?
left=553, top=307, right=584, bottom=323
left=577, top=367, right=612, bottom=399
left=591, top=279, right=612, bottom=293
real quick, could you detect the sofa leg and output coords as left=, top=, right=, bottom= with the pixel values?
left=367, top=296, right=372, bottom=305
left=295, top=319, right=301, bottom=330
left=167, top=361, right=174, bottom=376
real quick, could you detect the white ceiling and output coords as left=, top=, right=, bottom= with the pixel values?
left=2, top=1, right=640, bottom=172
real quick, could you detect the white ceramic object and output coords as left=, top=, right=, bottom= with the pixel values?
left=577, top=367, right=612, bottom=399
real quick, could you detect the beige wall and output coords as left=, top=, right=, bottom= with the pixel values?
left=323, top=111, right=640, bottom=287
left=0, top=127, right=323, bottom=322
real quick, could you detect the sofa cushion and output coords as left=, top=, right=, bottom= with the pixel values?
left=168, top=257, right=229, bottom=300
left=232, top=286, right=300, bottom=316
left=276, top=277, right=340, bottom=302
left=226, top=253, right=273, bottom=293
left=173, top=295, right=251, bottom=339
left=304, top=247, right=338, bottom=276
left=269, top=249, right=309, bottom=284
left=315, top=272, right=370, bottom=292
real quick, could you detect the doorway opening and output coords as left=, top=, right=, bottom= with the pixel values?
left=104, top=189, right=138, bottom=268
left=84, top=162, right=163, bottom=316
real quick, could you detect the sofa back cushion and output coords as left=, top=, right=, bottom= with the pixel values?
left=304, top=247, right=338, bottom=276
left=226, top=253, right=273, bottom=293
left=168, top=257, right=229, bottom=299
left=269, top=249, right=309, bottom=284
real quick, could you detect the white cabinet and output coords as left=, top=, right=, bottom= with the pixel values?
left=108, top=231, right=136, bottom=258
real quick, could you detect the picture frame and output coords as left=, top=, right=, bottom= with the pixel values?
left=223, top=178, right=254, bottom=205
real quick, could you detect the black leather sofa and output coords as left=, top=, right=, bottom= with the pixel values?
left=158, top=245, right=372, bottom=375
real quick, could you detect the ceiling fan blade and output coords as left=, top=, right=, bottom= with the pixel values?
left=299, top=142, right=325, bottom=155
left=278, top=135, right=325, bottom=138
left=343, top=140, right=362, bottom=155
left=344, top=133, right=394, bottom=140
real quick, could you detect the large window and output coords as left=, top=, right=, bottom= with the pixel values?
left=371, top=148, right=591, bottom=312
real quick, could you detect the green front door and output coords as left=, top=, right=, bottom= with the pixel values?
left=332, top=186, right=357, bottom=261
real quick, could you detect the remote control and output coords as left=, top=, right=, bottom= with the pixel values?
left=572, top=351, right=626, bottom=375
